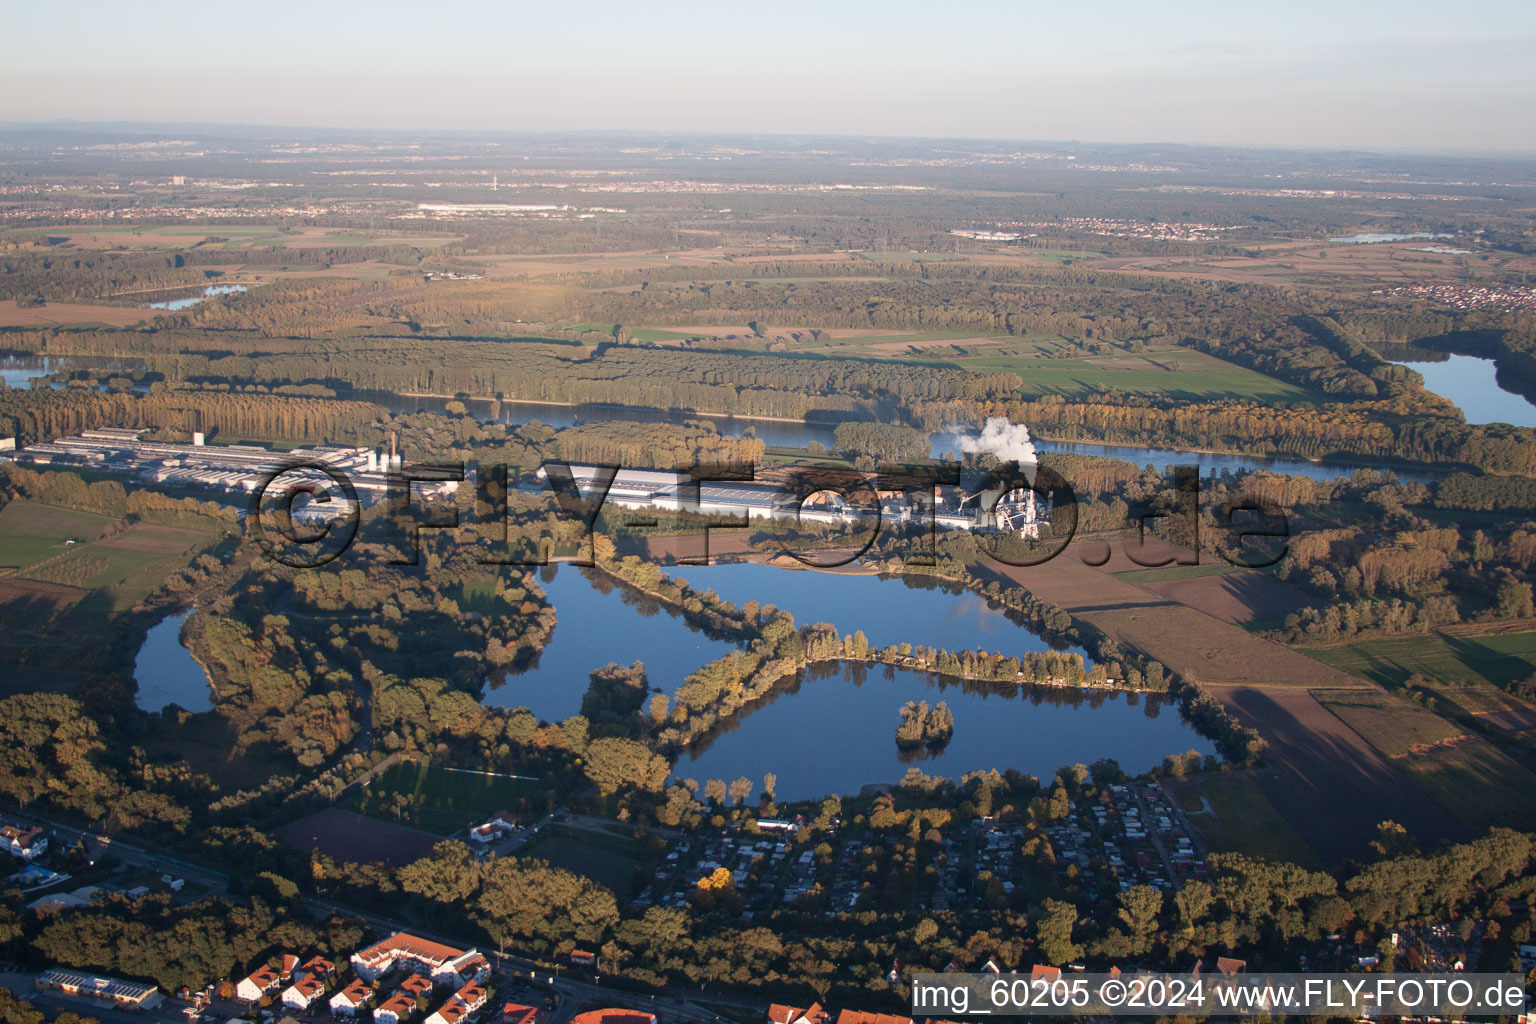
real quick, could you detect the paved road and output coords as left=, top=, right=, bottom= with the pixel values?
left=2, top=970, right=197, bottom=1024
left=11, top=808, right=768, bottom=1024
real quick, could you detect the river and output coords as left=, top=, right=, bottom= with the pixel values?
left=355, top=390, right=1425, bottom=484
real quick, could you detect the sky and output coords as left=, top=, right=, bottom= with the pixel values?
left=5, top=0, right=1536, bottom=151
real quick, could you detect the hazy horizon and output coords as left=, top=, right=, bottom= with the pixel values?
left=5, top=0, right=1534, bottom=152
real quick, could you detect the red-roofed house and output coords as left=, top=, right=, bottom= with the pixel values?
left=376, top=991, right=419, bottom=1024
left=280, top=953, right=300, bottom=979
left=1, top=825, right=48, bottom=862
left=281, top=974, right=327, bottom=1011
left=502, top=1003, right=548, bottom=1024
left=470, top=810, right=519, bottom=843
left=834, top=1011, right=912, bottom=1024
left=330, top=979, right=373, bottom=1016
left=569, top=1011, right=656, bottom=1024
left=768, top=1004, right=829, bottom=1024
left=398, top=974, right=433, bottom=1000
left=1030, top=965, right=1060, bottom=979
left=297, top=955, right=335, bottom=982
left=236, top=965, right=281, bottom=1003
left=425, top=981, right=488, bottom=1024
left=352, top=932, right=487, bottom=986
left=1216, top=957, right=1247, bottom=976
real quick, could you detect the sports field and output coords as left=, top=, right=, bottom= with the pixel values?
left=516, top=824, right=647, bottom=899
left=351, top=760, right=541, bottom=836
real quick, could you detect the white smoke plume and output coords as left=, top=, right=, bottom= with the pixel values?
left=957, top=417, right=1038, bottom=466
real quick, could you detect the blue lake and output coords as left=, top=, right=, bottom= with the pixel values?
left=481, top=565, right=742, bottom=722
left=1391, top=352, right=1536, bottom=429
left=676, top=661, right=1210, bottom=801
left=1330, top=232, right=1452, bottom=244
left=145, top=284, right=249, bottom=310
left=677, top=560, right=1086, bottom=662
left=477, top=561, right=1210, bottom=799
left=133, top=609, right=214, bottom=713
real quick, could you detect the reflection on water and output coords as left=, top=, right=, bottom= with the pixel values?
left=1329, top=232, right=1451, bottom=244
left=480, top=565, right=740, bottom=722
left=133, top=609, right=214, bottom=712
left=677, top=660, right=1212, bottom=801
left=678, top=561, right=1087, bottom=663
left=358, top=389, right=1430, bottom=484
left=1389, top=352, right=1536, bottom=428
left=475, top=562, right=1202, bottom=800
left=145, top=284, right=249, bottom=310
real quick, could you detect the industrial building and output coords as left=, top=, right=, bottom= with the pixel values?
left=35, top=968, right=163, bottom=1010
left=5, top=427, right=450, bottom=518
left=533, top=464, right=1042, bottom=537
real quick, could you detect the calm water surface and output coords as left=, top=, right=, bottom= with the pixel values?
left=133, top=609, right=214, bottom=712
left=145, top=284, right=249, bottom=310
left=1390, top=353, right=1536, bottom=428
left=480, top=565, right=741, bottom=721
left=358, top=389, right=1425, bottom=483
left=678, top=561, right=1086, bottom=661
left=677, top=661, right=1212, bottom=800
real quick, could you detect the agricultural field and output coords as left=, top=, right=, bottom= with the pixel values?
left=1081, top=238, right=1536, bottom=293
left=0, top=299, right=153, bottom=327
left=1394, top=739, right=1536, bottom=832
left=0, top=501, right=116, bottom=570
left=1208, top=686, right=1468, bottom=864
left=1114, top=563, right=1241, bottom=585
left=1312, top=687, right=1466, bottom=757
left=1306, top=628, right=1536, bottom=691
left=7, top=519, right=219, bottom=613
left=1162, top=772, right=1320, bottom=868
left=351, top=760, right=542, bottom=836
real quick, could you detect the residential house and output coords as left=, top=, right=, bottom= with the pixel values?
left=569, top=1011, right=657, bottom=1024
left=236, top=965, right=281, bottom=1003
left=398, top=974, right=433, bottom=1000
left=502, top=1003, right=548, bottom=1024
left=352, top=932, right=487, bottom=986
left=330, top=979, right=373, bottom=1016
left=376, top=992, right=420, bottom=1024
left=425, top=981, right=488, bottom=1024
left=297, top=955, right=335, bottom=982
left=768, top=1003, right=829, bottom=1024
left=834, top=1012, right=912, bottom=1024
left=281, top=975, right=327, bottom=1011
left=2, top=825, right=47, bottom=862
